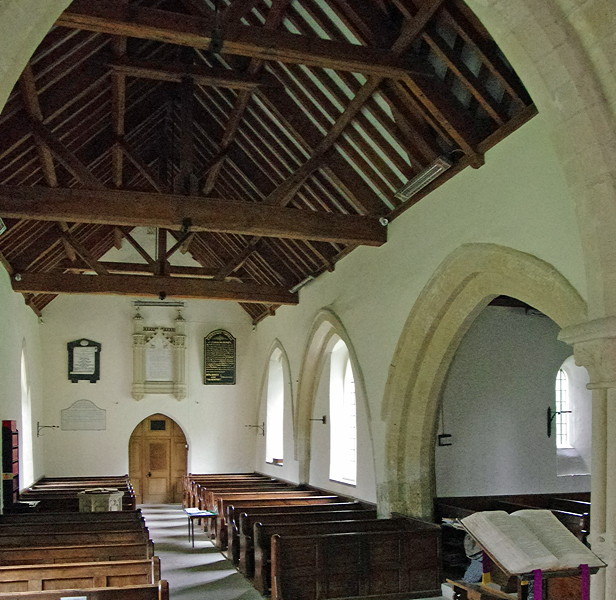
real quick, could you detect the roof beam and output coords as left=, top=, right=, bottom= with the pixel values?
left=110, top=58, right=275, bottom=91
left=11, top=272, right=299, bottom=305
left=202, top=0, right=292, bottom=195
left=0, top=186, right=387, bottom=246
left=65, top=262, right=219, bottom=278
left=56, top=1, right=414, bottom=79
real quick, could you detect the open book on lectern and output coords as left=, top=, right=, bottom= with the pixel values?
left=460, top=509, right=605, bottom=575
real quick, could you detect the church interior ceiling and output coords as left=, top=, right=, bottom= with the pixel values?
left=0, top=0, right=534, bottom=323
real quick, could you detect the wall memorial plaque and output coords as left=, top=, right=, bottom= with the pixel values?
left=67, top=339, right=101, bottom=383
left=204, top=329, right=236, bottom=385
left=61, top=399, right=106, bottom=431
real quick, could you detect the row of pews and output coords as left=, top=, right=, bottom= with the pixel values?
left=17, top=475, right=137, bottom=511
left=0, top=476, right=167, bottom=599
left=183, top=472, right=442, bottom=600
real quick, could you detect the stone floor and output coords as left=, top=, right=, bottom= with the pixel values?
left=140, top=503, right=450, bottom=600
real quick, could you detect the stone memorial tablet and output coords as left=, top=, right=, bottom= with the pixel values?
left=61, top=399, right=106, bottom=431
left=67, top=339, right=101, bottom=383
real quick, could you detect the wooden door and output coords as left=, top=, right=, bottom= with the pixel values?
left=129, top=414, right=187, bottom=504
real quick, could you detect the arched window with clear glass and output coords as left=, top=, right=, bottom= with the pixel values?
left=265, top=348, right=284, bottom=465
left=329, top=339, right=357, bottom=485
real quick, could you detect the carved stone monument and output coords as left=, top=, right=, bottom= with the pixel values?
left=132, top=307, right=186, bottom=401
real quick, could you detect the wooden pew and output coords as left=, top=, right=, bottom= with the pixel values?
left=252, top=517, right=412, bottom=593
left=0, top=540, right=154, bottom=566
left=208, top=489, right=323, bottom=513
left=0, top=510, right=142, bottom=523
left=199, top=483, right=297, bottom=511
left=183, top=473, right=270, bottom=507
left=270, top=526, right=442, bottom=600
left=0, top=580, right=169, bottom=600
left=0, top=557, right=160, bottom=592
left=216, top=496, right=341, bottom=548
left=0, top=519, right=146, bottom=535
left=0, top=530, right=150, bottom=548
left=237, top=508, right=378, bottom=573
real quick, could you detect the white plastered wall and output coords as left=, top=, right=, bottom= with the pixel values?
left=38, top=295, right=258, bottom=476
left=435, top=306, right=589, bottom=497
left=0, top=270, right=45, bottom=493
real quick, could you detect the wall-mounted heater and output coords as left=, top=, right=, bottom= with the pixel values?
left=394, top=156, right=453, bottom=201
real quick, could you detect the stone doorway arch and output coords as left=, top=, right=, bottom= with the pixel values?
left=129, top=413, right=188, bottom=504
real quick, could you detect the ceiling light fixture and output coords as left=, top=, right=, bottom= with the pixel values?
left=394, top=156, right=453, bottom=201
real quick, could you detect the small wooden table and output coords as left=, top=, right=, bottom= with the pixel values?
left=184, top=508, right=217, bottom=547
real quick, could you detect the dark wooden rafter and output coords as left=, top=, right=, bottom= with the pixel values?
left=0, top=186, right=387, bottom=246
left=56, top=2, right=416, bottom=76
left=119, top=139, right=169, bottom=193
left=110, top=58, right=278, bottom=91
left=116, top=227, right=156, bottom=266
left=18, top=65, right=58, bottom=188
left=202, top=0, right=293, bottom=195
left=64, top=261, right=219, bottom=278
left=110, top=0, right=128, bottom=188
left=263, top=0, right=451, bottom=209
left=58, top=225, right=109, bottom=275
left=11, top=272, right=298, bottom=305
left=0, top=0, right=536, bottom=321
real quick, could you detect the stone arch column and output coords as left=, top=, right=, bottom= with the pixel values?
left=381, top=243, right=586, bottom=519
left=559, top=319, right=616, bottom=600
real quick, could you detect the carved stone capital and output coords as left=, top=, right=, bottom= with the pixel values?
left=559, top=317, right=616, bottom=388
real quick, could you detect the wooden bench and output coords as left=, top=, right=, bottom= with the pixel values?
left=0, top=529, right=150, bottom=548
left=0, top=518, right=147, bottom=535
left=0, top=540, right=155, bottom=566
left=216, top=496, right=341, bottom=548
left=0, top=511, right=143, bottom=525
left=270, top=526, right=442, bottom=600
left=183, top=473, right=271, bottom=507
left=0, top=557, right=160, bottom=592
left=231, top=502, right=369, bottom=565
left=209, top=489, right=324, bottom=513
left=237, top=508, right=378, bottom=573
left=199, top=483, right=297, bottom=511
left=0, top=581, right=169, bottom=600
left=252, top=517, right=415, bottom=594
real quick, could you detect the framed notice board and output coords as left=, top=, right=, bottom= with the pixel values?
left=204, top=329, right=236, bottom=385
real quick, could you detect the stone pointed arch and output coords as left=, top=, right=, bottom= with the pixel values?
left=295, top=309, right=376, bottom=488
left=382, top=243, right=586, bottom=518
